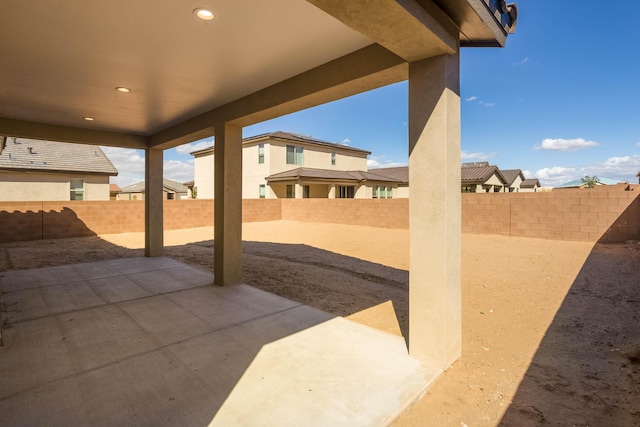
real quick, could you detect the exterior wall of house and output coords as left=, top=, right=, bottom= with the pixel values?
left=519, top=185, right=539, bottom=193
left=194, top=152, right=215, bottom=199
left=509, top=176, right=523, bottom=192
left=0, top=172, right=110, bottom=201
left=481, top=173, right=506, bottom=192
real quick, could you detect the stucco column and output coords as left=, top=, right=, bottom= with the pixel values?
left=145, top=148, right=164, bottom=257
left=328, top=184, right=336, bottom=199
left=214, top=122, right=243, bottom=286
left=408, top=51, right=461, bottom=369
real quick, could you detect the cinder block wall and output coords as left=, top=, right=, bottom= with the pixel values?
left=1, top=185, right=638, bottom=243
left=461, top=184, right=640, bottom=242
left=281, top=199, right=409, bottom=229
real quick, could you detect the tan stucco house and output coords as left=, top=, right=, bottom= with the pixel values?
left=118, top=178, right=189, bottom=200
left=192, top=131, right=402, bottom=198
left=520, top=178, right=541, bottom=192
left=500, top=169, right=525, bottom=192
left=0, top=137, right=117, bottom=201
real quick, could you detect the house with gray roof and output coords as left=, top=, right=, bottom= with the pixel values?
left=520, top=178, right=541, bottom=192
left=0, top=137, right=117, bottom=201
left=500, top=169, right=525, bottom=192
left=118, top=178, right=189, bottom=200
left=192, top=131, right=400, bottom=199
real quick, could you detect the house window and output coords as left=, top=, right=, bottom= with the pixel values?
left=259, top=184, right=266, bottom=199
left=167, top=193, right=174, bottom=200
left=286, top=145, right=303, bottom=165
left=338, top=185, right=355, bottom=198
left=70, top=179, right=84, bottom=200
left=461, top=186, right=476, bottom=193
left=372, top=185, right=378, bottom=199
left=379, top=186, right=386, bottom=198
left=258, top=144, right=265, bottom=164
left=387, top=187, right=392, bottom=199
left=331, top=151, right=336, bottom=166
left=286, top=184, right=294, bottom=198
left=303, top=185, right=310, bottom=198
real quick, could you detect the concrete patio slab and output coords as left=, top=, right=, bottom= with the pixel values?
left=0, top=257, right=439, bottom=426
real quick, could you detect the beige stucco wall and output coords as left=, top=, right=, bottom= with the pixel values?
left=509, top=176, right=523, bottom=192
left=0, top=171, right=110, bottom=201
left=194, top=152, right=215, bottom=199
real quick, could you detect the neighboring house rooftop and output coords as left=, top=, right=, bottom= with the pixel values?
left=460, top=165, right=506, bottom=184
left=121, top=178, right=188, bottom=194
left=368, top=166, right=409, bottom=184
left=266, top=167, right=404, bottom=183
left=191, top=131, right=371, bottom=156
left=500, top=169, right=525, bottom=186
left=109, top=184, right=122, bottom=193
left=0, top=137, right=118, bottom=176
left=521, top=178, right=541, bottom=188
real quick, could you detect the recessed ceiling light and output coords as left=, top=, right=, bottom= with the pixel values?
left=194, top=8, right=216, bottom=21
left=84, top=117, right=95, bottom=121
left=116, top=87, right=131, bottom=93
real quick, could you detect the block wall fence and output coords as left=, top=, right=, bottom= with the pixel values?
left=0, top=184, right=638, bottom=243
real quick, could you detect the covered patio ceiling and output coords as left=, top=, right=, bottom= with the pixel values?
left=0, top=0, right=516, bottom=150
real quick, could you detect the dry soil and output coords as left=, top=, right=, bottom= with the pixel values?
left=1, top=220, right=638, bottom=426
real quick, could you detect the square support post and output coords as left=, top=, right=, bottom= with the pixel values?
left=145, top=148, right=164, bottom=257
left=214, top=122, right=243, bottom=286
left=408, top=51, right=461, bottom=369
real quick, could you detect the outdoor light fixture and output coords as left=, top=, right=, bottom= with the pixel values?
left=194, top=8, right=216, bottom=21
left=116, top=87, right=131, bottom=93
left=84, top=117, right=95, bottom=121
left=194, top=8, right=214, bottom=20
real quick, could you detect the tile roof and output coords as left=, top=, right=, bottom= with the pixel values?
left=191, top=131, right=371, bottom=156
left=460, top=165, right=506, bottom=184
left=121, top=178, right=188, bottom=193
left=500, top=169, right=524, bottom=186
left=265, top=168, right=404, bottom=183
left=520, top=178, right=540, bottom=188
left=109, top=184, right=122, bottom=193
left=0, top=137, right=117, bottom=175
left=367, top=166, right=409, bottom=183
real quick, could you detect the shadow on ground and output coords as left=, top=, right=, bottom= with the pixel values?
left=500, top=243, right=640, bottom=426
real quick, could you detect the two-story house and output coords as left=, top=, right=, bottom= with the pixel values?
left=191, top=131, right=402, bottom=199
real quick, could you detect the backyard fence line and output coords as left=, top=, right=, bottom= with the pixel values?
left=0, top=184, right=638, bottom=243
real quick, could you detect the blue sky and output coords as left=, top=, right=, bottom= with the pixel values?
left=106, top=1, right=640, bottom=188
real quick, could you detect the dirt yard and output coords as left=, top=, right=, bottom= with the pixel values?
left=1, top=220, right=638, bottom=426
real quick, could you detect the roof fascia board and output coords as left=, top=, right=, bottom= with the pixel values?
left=149, top=44, right=406, bottom=150
left=0, top=117, right=148, bottom=149
left=460, top=0, right=510, bottom=47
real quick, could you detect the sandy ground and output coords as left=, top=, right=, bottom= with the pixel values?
left=1, top=220, right=638, bottom=426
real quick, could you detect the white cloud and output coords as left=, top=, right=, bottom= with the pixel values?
left=636, top=141, right=640, bottom=147
left=341, top=138, right=351, bottom=146
left=522, top=170, right=531, bottom=178
left=533, top=138, right=599, bottom=152
left=175, top=139, right=213, bottom=155
left=534, top=155, right=640, bottom=187
left=482, top=102, right=495, bottom=108
left=465, top=96, right=478, bottom=102
left=367, top=156, right=407, bottom=169
left=164, top=159, right=194, bottom=183
left=461, top=150, right=493, bottom=161
left=101, top=146, right=145, bottom=187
